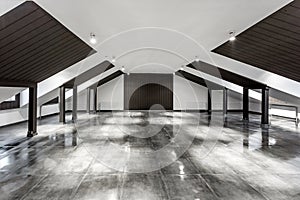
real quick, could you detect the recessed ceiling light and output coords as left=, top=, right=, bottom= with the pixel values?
left=195, top=56, right=200, bottom=62
left=229, top=31, right=236, bottom=41
left=89, top=33, right=97, bottom=44
left=180, top=65, right=184, bottom=70
left=121, top=66, right=125, bottom=71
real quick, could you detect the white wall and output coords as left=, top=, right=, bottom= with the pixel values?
left=0, top=104, right=59, bottom=127
left=97, top=75, right=124, bottom=110
left=173, top=76, right=207, bottom=110
left=66, top=89, right=88, bottom=111
left=0, top=87, right=25, bottom=103
left=174, top=76, right=247, bottom=111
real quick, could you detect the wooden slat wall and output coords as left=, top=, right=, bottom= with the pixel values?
left=213, top=0, right=300, bottom=83
left=0, top=1, right=95, bottom=84
left=124, top=74, right=173, bottom=110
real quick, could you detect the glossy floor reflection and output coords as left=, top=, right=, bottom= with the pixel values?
left=0, top=111, right=300, bottom=200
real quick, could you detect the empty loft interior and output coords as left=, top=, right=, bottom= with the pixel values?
left=0, top=0, right=300, bottom=199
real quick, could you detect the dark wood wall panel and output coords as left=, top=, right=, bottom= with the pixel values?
left=124, top=74, right=173, bottom=110
left=213, top=0, right=300, bottom=83
left=0, top=1, right=95, bottom=85
left=0, top=94, right=20, bottom=110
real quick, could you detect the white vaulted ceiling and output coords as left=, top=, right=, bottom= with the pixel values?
left=2, top=0, right=300, bottom=98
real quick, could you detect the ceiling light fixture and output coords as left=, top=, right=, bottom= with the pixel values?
left=180, top=65, right=184, bottom=71
left=195, top=56, right=200, bottom=62
left=111, top=56, right=116, bottom=63
left=121, top=66, right=125, bottom=71
left=89, top=33, right=97, bottom=44
left=229, top=31, right=236, bottom=41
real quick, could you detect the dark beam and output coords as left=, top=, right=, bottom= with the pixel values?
left=243, top=88, right=249, bottom=121
left=27, top=84, right=38, bottom=137
left=59, top=86, right=66, bottom=123
left=261, top=87, right=270, bottom=127
left=0, top=80, right=35, bottom=87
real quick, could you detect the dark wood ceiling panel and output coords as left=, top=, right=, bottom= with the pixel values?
left=22, top=47, right=91, bottom=82
left=0, top=1, right=96, bottom=85
left=0, top=2, right=39, bottom=29
left=220, top=42, right=299, bottom=68
left=97, top=70, right=124, bottom=87
left=63, top=61, right=115, bottom=88
left=213, top=0, right=300, bottom=83
left=187, top=61, right=266, bottom=89
left=175, top=70, right=223, bottom=90
left=0, top=29, right=68, bottom=66
left=0, top=8, right=46, bottom=40
left=1, top=36, right=81, bottom=78
left=216, top=47, right=299, bottom=80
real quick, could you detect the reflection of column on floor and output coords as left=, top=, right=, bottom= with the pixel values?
left=27, top=84, right=38, bottom=137
left=72, top=131, right=78, bottom=146
left=242, top=125, right=249, bottom=148
left=72, top=85, right=77, bottom=122
left=262, top=128, right=269, bottom=149
left=59, top=86, right=66, bottom=123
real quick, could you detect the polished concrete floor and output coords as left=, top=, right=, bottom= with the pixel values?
left=0, top=111, right=300, bottom=200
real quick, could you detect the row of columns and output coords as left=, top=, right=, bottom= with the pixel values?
left=207, top=86, right=269, bottom=127
left=207, top=88, right=228, bottom=119
left=27, top=83, right=270, bottom=137
left=59, top=86, right=98, bottom=124
left=243, top=87, right=269, bottom=127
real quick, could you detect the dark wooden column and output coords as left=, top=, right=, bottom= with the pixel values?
left=72, top=86, right=78, bottom=122
left=93, top=88, right=98, bottom=113
left=86, top=88, right=91, bottom=113
left=243, top=87, right=249, bottom=121
left=207, top=89, right=212, bottom=114
left=261, top=87, right=270, bottom=127
left=223, top=88, right=228, bottom=118
left=59, top=86, right=66, bottom=123
left=27, top=84, right=38, bottom=137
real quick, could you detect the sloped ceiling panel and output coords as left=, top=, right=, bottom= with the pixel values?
left=175, top=70, right=223, bottom=90
left=63, top=61, right=115, bottom=88
left=0, top=1, right=96, bottom=84
left=187, top=61, right=266, bottom=89
left=213, top=0, right=300, bottom=83
left=97, top=70, right=124, bottom=87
